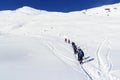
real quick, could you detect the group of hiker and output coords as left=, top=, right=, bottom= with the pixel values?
left=64, top=38, right=84, bottom=64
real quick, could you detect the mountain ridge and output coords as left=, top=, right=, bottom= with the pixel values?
left=1, top=3, right=120, bottom=17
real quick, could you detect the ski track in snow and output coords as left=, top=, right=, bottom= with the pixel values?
left=42, top=37, right=99, bottom=80
left=44, top=41, right=82, bottom=73
left=82, top=39, right=120, bottom=80
left=43, top=36, right=120, bottom=80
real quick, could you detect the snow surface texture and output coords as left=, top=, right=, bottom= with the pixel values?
left=0, top=3, right=120, bottom=80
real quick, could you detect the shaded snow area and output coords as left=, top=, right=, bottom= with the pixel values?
left=0, top=3, right=120, bottom=80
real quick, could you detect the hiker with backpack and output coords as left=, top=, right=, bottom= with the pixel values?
left=71, top=42, right=78, bottom=54
left=77, top=48, right=84, bottom=64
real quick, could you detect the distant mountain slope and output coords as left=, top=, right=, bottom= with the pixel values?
left=80, top=3, right=120, bottom=17
left=16, top=6, right=48, bottom=15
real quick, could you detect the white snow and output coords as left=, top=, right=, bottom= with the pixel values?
left=0, top=3, right=120, bottom=80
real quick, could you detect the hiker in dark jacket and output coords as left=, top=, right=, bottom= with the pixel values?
left=65, top=38, right=67, bottom=43
left=68, top=39, right=70, bottom=44
left=77, top=48, right=84, bottom=64
left=71, top=42, right=77, bottom=54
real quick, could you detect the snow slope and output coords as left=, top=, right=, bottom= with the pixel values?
left=0, top=3, right=120, bottom=80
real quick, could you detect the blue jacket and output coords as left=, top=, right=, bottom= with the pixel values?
left=78, top=50, right=84, bottom=57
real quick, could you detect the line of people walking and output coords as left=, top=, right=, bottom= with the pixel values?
left=64, top=38, right=84, bottom=64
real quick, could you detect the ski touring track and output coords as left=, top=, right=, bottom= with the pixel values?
left=41, top=37, right=120, bottom=80
left=82, top=39, right=120, bottom=80
left=42, top=38, right=94, bottom=80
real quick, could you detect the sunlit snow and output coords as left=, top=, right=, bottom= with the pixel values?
left=0, top=3, right=120, bottom=80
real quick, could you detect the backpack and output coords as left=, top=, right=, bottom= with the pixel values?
left=78, top=50, right=84, bottom=57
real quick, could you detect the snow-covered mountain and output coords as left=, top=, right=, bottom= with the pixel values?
left=16, top=6, right=48, bottom=15
left=0, top=3, right=120, bottom=80
left=80, top=3, right=120, bottom=17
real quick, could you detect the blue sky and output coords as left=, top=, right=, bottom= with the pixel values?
left=0, top=0, right=120, bottom=12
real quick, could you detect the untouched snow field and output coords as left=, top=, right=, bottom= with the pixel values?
left=0, top=3, right=120, bottom=80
